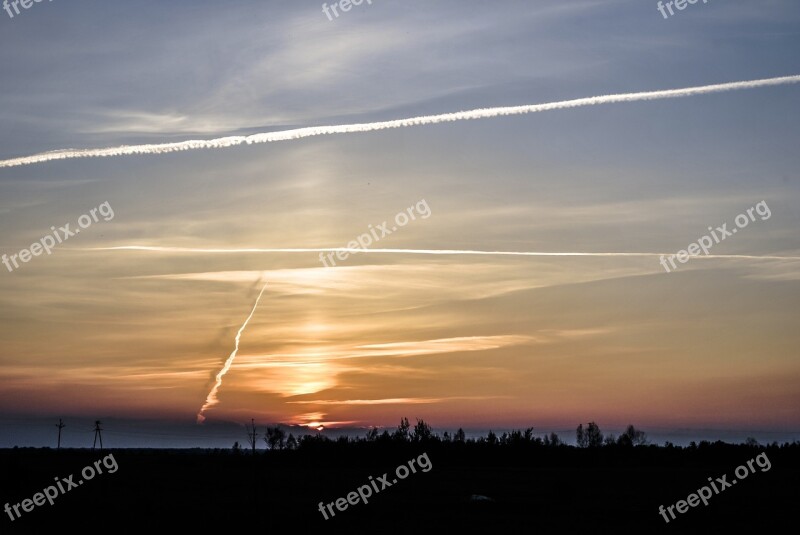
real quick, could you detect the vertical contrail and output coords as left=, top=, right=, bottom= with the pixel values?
left=197, top=280, right=268, bottom=424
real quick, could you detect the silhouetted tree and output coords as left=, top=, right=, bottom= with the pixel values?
left=232, top=441, right=242, bottom=454
left=365, top=427, right=379, bottom=442
left=265, top=426, right=286, bottom=450
left=502, top=428, right=535, bottom=446
left=486, top=430, right=498, bottom=446
left=454, top=428, right=466, bottom=443
left=548, top=432, right=562, bottom=447
left=604, top=434, right=617, bottom=446
left=286, top=433, right=297, bottom=450
left=619, top=425, right=648, bottom=446
left=394, top=417, right=411, bottom=442
left=413, top=419, right=433, bottom=442
left=577, top=422, right=603, bottom=448
left=586, top=422, right=604, bottom=447
left=297, top=433, right=319, bottom=448
left=576, top=424, right=587, bottom=448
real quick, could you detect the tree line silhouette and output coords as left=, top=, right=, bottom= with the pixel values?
left=231, top=417, right=793, bottom=453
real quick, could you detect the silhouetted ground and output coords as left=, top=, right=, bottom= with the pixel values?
left=1, top=442, right=797, bottom=533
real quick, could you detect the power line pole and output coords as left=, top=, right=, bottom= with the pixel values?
left=246, top=419, right=258, bottom=455
left=92, top=420, right=103, bottom=451
left=55, top=419, right=65, bottom=449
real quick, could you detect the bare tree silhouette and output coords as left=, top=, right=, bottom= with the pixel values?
left=576, top=422, right=603, bottom=448
left=264, top=426, right=286, bottom=450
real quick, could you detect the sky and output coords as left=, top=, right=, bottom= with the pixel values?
left=0, top=0, right=799, bottom=448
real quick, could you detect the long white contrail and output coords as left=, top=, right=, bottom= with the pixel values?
left=197, top=280, right=268, bottom=424
left=2, top=75, right=799, bottom=168
left=92, top=245, right=800, bottom=262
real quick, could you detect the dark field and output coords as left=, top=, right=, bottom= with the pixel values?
left=1, top=442, right=797, bottom=533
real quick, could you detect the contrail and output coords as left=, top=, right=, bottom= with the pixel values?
left=1, top=74, right=799, bottom=168
left=92, top=245, right=800, bottom=262
left=197, top=280, right=268, bottom=424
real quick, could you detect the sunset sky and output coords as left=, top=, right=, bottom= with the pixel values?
left=1, top=0, right=799, bottom=447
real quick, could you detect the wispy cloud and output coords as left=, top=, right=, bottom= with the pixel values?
left=286, top=396, right=506, bottom=405
left=92, top=245, right=800, bottom=262
left=355, top=336, right=533, bottom=357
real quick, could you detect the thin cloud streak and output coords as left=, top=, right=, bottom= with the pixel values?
left=235, top=335, right=535, bottom=364
left=1, top=75, right=798, bottom=168
left=286, top=396, right=507, bottom=405
left=89, top=245, right=800, bottom=262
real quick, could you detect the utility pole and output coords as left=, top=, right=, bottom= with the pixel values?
left=246, top=419, right=258, bottom=455
left=55, top=419, right=65, bottom=449
left=92, top=420, right=104, bottom=451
